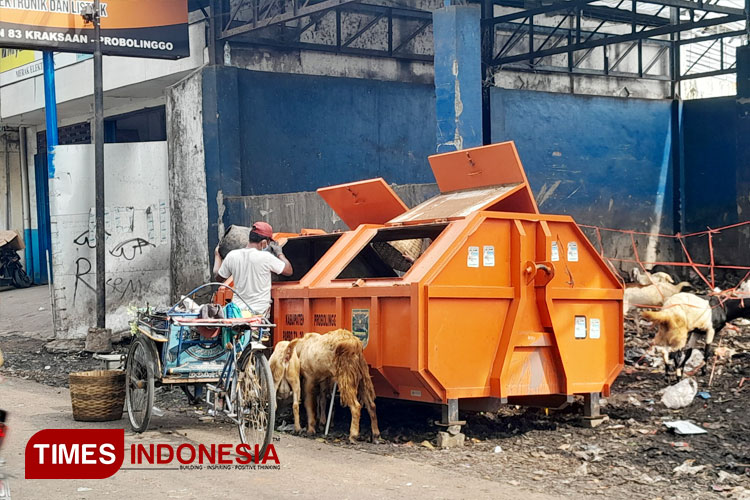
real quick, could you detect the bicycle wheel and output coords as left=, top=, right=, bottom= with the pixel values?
left=126, top=337, right=155, bottom=433
left=235, top=350, right=275, bottom=458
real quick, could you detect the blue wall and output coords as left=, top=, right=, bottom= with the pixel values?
left=201, top=66, right=437, bottom=251
left=491, top=88, right=674, bottom=231
left=682, top=96, right=738, bottom=233
left=199, top=68, right=750, bottom=272
left=235, top=69, right=437, bottom=194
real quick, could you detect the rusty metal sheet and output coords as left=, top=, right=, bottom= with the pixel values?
left=317, top=178, right=408, bottom=229
left=388, top=184, right=522, bottom=223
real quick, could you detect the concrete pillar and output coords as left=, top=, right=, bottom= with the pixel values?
left=201, top=65, right=242, bottom=254
left=433, top=3, right=483, bottom=153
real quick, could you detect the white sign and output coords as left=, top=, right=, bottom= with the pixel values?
left=467, top=246, right=479, bottom=268
left=483, top=245, right=495, bottom=267
left=590, top=318, right=601, bottom=339
left=551, top=241, right=559, bottom=262
left=567, top=242, right=579, bottom=262
left=575, top=316, right=587, bottom=339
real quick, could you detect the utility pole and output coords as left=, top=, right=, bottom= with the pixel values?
left=93, top=0, right=106, bottom=328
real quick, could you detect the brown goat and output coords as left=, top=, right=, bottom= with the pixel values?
left=296, top=329, right=380, bottom=443
left=269, top=340, right=302, bottom=432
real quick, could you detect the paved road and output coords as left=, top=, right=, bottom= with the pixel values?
left=0, top=376, right=559, bottom=500
left=0, top=286, right=53, bottom=338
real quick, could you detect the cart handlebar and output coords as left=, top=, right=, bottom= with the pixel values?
left=168, top=282, right=256, bottom=315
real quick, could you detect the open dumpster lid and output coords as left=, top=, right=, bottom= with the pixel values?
left=388, top=141, right=538, bottom=224
left=317, top=178, right=408, bottom=229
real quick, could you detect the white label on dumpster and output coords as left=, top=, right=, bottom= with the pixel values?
left=575, top=316, right=587, bottom=339
left=467, top=246, right=480, bottom=268
left=551, top=241, right=560, bottom=261
left=483, top=246, right=495, bottom=267
left=567, top=242, right=579, bottom=262
left=590, top=318, right=601, bottom=339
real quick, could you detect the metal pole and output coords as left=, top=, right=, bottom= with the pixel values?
left=94, top=0, right=106, bottom=328
left=4, top=132, right=9, bottom=229
left=42, top=51, right=58, bottom=179
left=481, top=0, right=493, bottom=145
left=19, top=128, right=32, bottom=277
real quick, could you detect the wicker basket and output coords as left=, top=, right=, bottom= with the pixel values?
left=69, top=370, right=126, bottom=422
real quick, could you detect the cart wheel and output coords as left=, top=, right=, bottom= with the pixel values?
left=235, top=350, right=276, bottom=458
left=126, top=337, right=155, bottom=433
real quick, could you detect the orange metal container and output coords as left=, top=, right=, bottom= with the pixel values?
left=272, top=141, right=623, bottom=409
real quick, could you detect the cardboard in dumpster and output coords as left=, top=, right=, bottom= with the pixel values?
left=0, top=230, right=24, bottom=250
left=664, top=420, right=707, bottom=435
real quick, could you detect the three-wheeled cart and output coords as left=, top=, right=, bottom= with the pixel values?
left=126, top=284, right=276, bottom=455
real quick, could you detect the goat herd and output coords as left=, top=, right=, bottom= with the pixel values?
left=269, top=329, right=381, bottom=443
left=266, top=270, right=747, bottom=443
left=624, top=268, right=750, bottom=377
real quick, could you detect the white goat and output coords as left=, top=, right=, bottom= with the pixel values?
left=624, top=280, right=692, bottom=314
left=631, top=267, right=675, bottom=286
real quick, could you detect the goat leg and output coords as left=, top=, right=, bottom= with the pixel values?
left=366, top=401, right=380, bottom=443
left=661, top=348, right=673, bottom=379
left=291, top=374, right=302, bottom=433
left=317, top=381, right=328, bottom=430
left=348, top=400, right=362, bottom=444
left=304, top=377, right=317, bottom=435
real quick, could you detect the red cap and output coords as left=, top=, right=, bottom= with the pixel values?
left=251, top=221, right=274, bottom=240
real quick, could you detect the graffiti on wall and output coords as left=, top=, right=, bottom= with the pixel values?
left=49, top=142, right=171, bottom=339
left=70, top=206, right=164, bottom=305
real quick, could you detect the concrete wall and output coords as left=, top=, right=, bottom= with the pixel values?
left=227, top=46, right=434, bottom=86
left=682, top=96, right=738, bottom=232
left=189, top=69, right=681, bottom=273
left=0, top=131, right=22, bottom=235
left=166, top=69, right=211, bottom=302
left=171, top=65, right=746, bottom=287
left=491, top=88, right=675, bottom=268
left=491, top=88, right=674, bottom=229
left=680, top=95, right=750, bottom=275
left=224, top=183, right=440, bottom=233
left=200, top=65, right=438, bottom=254
left=49, top=143, right=171, bottom=339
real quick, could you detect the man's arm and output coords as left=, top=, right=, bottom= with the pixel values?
left=269, top=242, right=293, bottom=276
left=213, top=246, right=229, bottom=281
left=277, top=253, right=293, bottom=276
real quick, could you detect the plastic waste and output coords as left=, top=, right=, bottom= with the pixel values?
left=664, top=420, right=707, bottom=435
left=661, top=377, right=698, bottom=409
left=683, top=350, right=705, bottom=373
left=218, top=225, right=251, bottom=259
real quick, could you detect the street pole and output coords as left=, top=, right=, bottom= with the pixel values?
left=93, top=0, right=106, bottom=328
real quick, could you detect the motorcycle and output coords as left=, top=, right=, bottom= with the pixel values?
left=0, top=244, right=32, bottom=288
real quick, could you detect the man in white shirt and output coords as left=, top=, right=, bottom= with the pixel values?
left=213, top=222, right=293, bottom=315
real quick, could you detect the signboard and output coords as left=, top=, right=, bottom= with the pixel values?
left=0, top=0, right=189, bottom=60
left=0, top=49, right=91, bottom=86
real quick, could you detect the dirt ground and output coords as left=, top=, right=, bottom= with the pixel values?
left=2, top=377, right=556, bottom=500
left=1, top=287, right=748, bottom=499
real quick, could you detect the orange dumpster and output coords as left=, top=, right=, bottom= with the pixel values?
left=270, top=141, right=624, bottom=421
left=211, top=141, right=623, bottom=422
